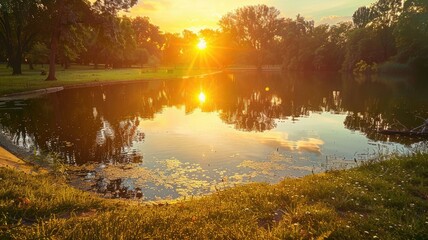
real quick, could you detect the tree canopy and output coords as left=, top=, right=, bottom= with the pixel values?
left=0, top=0, right=44, bottom=74
left=219, top=5, right=285, bottom=67
left=1, top=0, right=427, bottom=77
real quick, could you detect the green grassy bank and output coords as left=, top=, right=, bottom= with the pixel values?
left=0, top=64, right=217, bottom=96
left=1, top=154, right=427, bottom=239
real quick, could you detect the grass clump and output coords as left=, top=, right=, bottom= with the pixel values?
left=0, top=169, right=107, bottom=227
left=1, top=153, right=427, bottom=239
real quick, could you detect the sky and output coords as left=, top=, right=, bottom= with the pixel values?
left=124, top=0, right=377, bottom=33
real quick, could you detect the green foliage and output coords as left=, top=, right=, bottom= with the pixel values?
left=26, top=42, right=49, bottom=66
left=219, top=4, right=285, bottom=67
left=378, top=61, right=410, bottom=74
left=0, top=0, right=45, bottom=74
left=345, top=0, right=427, bottom=73
left=1, top=154, right=427, bottom=239
left=353, top=6, right=376, bottom=28
left=59, top=25, right=91, bottom=68
left=353, top=60, right=378, bottom=74
left=393, top=0, right=428, bottom=72
left=92, top=0, right=137, bottom=14
left=3, top=0, right=427, bottom=76
left=132, top=17, right=164, bottom=57
left=281, top=17, right=350, bottom=71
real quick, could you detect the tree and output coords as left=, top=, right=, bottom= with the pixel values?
left=43, top=0, right=92, bottom=80
left=198, top=28, right=237, bottom=68
left=280, top=15, right=316, bottom=71
left=59, top=25, right=91, bottom=69
left=45, top=0, right=137, bottom=80
left=371, top=0, right=402, bottom=28
left=371, top=0, right=402, bottom=61
left=219, top=4, right=285, bottom=67
left=132, top=17, right=163, bottom=57
left=0, top=0, right=43, bottom=74
left=92, top=0, right=137, bottom=14
left=342, top=27, right=383, bottom=71
left=181, top=29, right=198, bottom=62
left=0, top=44, right=5, bottom=62
left=353, top=6, right=376, bottom=28
left=393, top=0, right=428, bottom=72
left=97, top=15, right=137, bottom=68
left=161, top=32, right=183, bottom=66
left=26, top=41, right=49, bottom=69
left=84, top=13, right=117, bottom=68
left=344, top=0, right=404, bottom=72
left=132, top=48, right=149, bottom=67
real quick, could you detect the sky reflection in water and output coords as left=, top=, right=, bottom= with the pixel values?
left=0, top=72, right=426, bottom=200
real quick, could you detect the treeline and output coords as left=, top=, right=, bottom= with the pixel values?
left=1, top=0, right=427, bottom=80
left=218, top=0, right=428, bottom=73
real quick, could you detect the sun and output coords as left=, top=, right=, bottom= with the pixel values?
left=197, top=38, right=207, bottom=50
left=198, top=92, right=206, bottom=103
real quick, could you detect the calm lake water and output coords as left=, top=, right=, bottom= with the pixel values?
left=1, top=71, right=427, bottom=200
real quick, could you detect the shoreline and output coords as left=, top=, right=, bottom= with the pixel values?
left=0, top=146, right=38, bottom=175
left=0, top=129, right=47, bottom=174
left=2, top=152, right=427, bottom=239
left=0, top=70, right=224, bottom=101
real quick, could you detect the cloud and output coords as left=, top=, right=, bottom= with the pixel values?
left=130, top=0, right=171, bottom=13
left=140, top=3, right=157, bottom=11
left=296, top=138, right=324, bottom=154
left=318, top=15, right=352, bottom=25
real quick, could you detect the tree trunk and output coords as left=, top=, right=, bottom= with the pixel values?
left=11, top=52, right=22, bottom=75
left=64, top=59, right=70, bottom=69
left=46, top=28, right=60, bottom=81
left=46, top=0, right=65, bottom=81
left=12, top=62, right=22, bottom=75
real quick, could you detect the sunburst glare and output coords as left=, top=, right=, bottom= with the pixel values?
left=197, top=38, right=207, bottom=50
left=198, top=92, right=206, bottom=103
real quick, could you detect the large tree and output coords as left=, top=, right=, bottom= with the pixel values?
left=353, top=6, right=376, bottom=28
left=219, top=4, right=285, bottom=67
left=161, top=32, right=183, bottom=66
left=132, top=16, right=163, bottom=57
left=280, top=15, right=315, bottom=71
left=0, top=0, right=43, bottom=74
left=43, top=0, right=91, bottom=80
left=394, top=0, right=428, bottom=71
left=45, top=0, right=138, bottom=81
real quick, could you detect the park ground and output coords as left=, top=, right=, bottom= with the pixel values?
left=0, top=64, right=220, bottom=97
left=0, top=64, right=427, bottom=239
left=0, top=145, right=427, bottom=239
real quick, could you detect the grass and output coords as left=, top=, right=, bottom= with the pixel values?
left=0, top=64, right=218, bottom=96
left=1, top=153, right=427, bottom=239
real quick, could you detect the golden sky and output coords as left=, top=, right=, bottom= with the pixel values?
left=123, top=0, right=376, bottom=33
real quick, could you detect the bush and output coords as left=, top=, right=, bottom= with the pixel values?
left=353, top=60, right=378, bottom=75
left=378, top=61, right=410, bottom=75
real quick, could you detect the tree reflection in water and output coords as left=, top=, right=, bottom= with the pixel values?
left=1, top=72, right=426, bottom=163
left=0, top=72, right=427, bottom=199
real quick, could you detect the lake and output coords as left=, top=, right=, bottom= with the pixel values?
left=0, top=71, right=427, bottom=200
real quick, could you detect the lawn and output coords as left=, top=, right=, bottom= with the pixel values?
left=1, top=153, right=427, bottom=239
left=0, top=64, right=219, bottom=96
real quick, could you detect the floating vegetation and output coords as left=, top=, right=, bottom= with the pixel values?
left=238, top=160, right=285, bottom=176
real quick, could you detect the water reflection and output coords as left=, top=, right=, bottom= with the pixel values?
left=0, top=72, right=427, bottom=200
